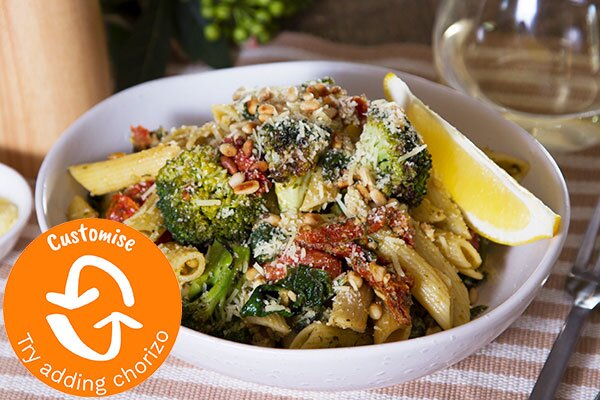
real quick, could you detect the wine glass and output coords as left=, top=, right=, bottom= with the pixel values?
left=433, top=0, right=600, bottom=151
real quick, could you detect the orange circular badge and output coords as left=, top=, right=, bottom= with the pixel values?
left=4, top=218, right=181, bottom=397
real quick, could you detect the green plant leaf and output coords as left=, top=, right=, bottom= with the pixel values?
left=114, top=0, right=174, bottom=90
left=173, top=0, right=232, bottom=68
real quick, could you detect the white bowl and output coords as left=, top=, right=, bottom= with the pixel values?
left=35, top=61, right=570, bottom=391
left=0, top=163, right=32, bottom=261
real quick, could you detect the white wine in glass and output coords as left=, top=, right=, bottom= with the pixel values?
left=434, top=0, right=600, bottom=151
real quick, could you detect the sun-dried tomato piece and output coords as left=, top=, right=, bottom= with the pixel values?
left=263, top=261, right=287, bottom=281
left=367, top=204, right=414, bottom=246
left=155, top=230, right=173, bottom=245
left=352, top=95, right=369, bottom=121
left=295, top=218, right=413, bottom=325
left=106, top=194, right=139, bottom=222
left=263, top=247, right=342, bottom=281
left=233, top=149, right=253, bottom=171
left=123, top=180, right=155, bottom=205
left=296, top=218, right=365, bottom=245
left=130, top=125, right=152, bottom=150
left=244, top=169, right=270, bottom=194
left=469, top=230, right=480, bottom=251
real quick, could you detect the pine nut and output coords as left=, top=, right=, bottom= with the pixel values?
left=228, top=172, right=245, bottom=188
left=300, top=99, right=321, bottom=113
left=314, top=83, right=329, bottom=96
left=286, top=86, right=299, bottom=102
left=258, top=88, right=272, bottom=101
left=265, top=213, right=281, bottom=226
left=258, top=103, right=276, bottom=115
left=251, top=160, right=269, bottom=172
left=370, top=263, right=386, bottom=282
left=302, top=92, right=314, bottom=101
left=356, top=184, right=371, bottom=199
left=246, top=97, right=258, bottom=115
left=370, top=188, right=387, bottom=206
left=234, top=180, right=259, bottom=195
left=280, top=291, right=290, bottom=306
left=258, top=113, right=271, bottom=123
left=337, top=180, right=350, bottom=189
left=242, top=122, right=257, bottom=134
left=242, top=139, right=254, bottom=157
left=220, top=155, right=238, bottom=174
left=287, top=290, right=297, bottom=302
left=368, top=303, right=383, bottom=320
left=219, top=143, right=238, bottom=157
left=347, top=271, right=363, bottom=291
left=245, top=267, right=260, bottom=280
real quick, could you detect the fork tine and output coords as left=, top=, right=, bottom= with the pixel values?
left=573, top=198, right=600, bottom=274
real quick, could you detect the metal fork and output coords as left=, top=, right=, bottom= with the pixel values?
left=529, top=198, right=600, bottom=400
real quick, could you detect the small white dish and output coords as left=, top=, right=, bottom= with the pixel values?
left=35, top=61, right=569, bottom=391
left=0, top=163, right=32, bottom=261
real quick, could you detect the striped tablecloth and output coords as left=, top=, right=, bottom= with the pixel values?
left=1, top=32, right=600, bottom=399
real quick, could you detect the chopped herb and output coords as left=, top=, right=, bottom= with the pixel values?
left=240, top=265, right=333, bottom=317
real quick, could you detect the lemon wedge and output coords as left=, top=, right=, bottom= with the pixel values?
left=383, top=72, right=560, bottom=245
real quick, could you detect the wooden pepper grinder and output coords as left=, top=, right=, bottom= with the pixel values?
left=0, top=0, right=113, bottom=177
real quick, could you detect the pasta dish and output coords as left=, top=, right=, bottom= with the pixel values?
left=67, top=78, right=528, bottom=348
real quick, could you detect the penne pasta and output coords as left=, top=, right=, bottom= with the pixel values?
left=410, top=198, right=445, bottom=224
left=123, top=192, right=165, bottom=241
left=373, top=232, right=453, bottom=330
left=158, top=242, right=206, bottom=289
left=426, top=175, right=471, bottom=239
left=288, top=322, right=372, bottom=349
left=66, top=195, right=99, bottom=220
left=328, top=281, right=373, bottom=333
left=373, top=303, right=411, bottom=344
left=413, top=225, right=471, bottom=326
left=212, top=104, right=240, bottom=131
left=434, top=231, right=482, bottom=271
left=69, top=143, right=180, bottom=196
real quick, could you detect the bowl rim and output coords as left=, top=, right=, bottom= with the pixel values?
left=35, top=60, right=571, bottom=356
left=0, top=163, right=32, bottom=250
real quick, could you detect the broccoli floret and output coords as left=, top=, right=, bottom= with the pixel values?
left=249, top=221, right=290, bottom=263
left=319, top=149, right=351, bottom=182
left=353, top=99, right=432, bottom=206
left=182, top=242, right=235, bottom=327
left=254, top=115, right=330, bottom=182
left=182, top=242, right=249, bottom=333
left=156, top=145, right=265, bottom=246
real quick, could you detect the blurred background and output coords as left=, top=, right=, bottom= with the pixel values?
left=3, top=0, right=599, bottom=176
left=0, top=0, right=441, bottom=177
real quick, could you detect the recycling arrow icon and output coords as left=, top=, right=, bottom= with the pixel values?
left=45, top=255, right=143, bottom=361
